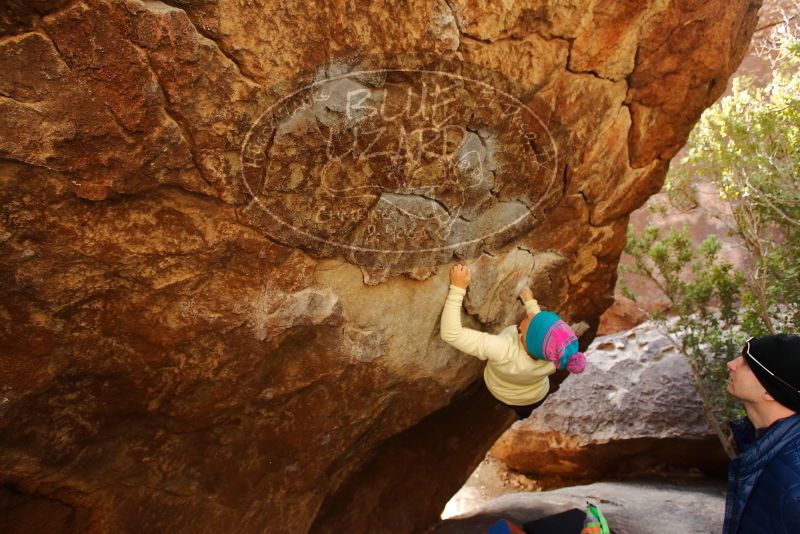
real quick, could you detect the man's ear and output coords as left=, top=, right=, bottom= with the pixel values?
left=763, top=390, right=776, bottom=402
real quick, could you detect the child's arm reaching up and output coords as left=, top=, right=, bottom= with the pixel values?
left=440, top=264, right=511, bottom=364
left=519, top=286, right=541, bottom=317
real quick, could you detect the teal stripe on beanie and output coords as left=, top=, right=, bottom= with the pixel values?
left=525, top=311, right=560, bottom=359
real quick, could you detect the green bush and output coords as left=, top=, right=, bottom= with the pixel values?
left=621, top=24, right=800, bottom=457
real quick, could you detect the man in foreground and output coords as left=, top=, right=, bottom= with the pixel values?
left=723, top=334, right=800, bottom=533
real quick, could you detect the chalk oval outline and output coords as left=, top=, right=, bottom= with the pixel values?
left=240, top=67, right=562, bottom=254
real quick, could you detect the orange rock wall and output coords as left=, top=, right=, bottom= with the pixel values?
left=0, top=0, right=761, bottom=532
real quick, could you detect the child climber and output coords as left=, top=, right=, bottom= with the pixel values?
left=440, top=263, right=586, bottom=420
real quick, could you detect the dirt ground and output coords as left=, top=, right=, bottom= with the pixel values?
left=441, top=451, right=542, bottom=519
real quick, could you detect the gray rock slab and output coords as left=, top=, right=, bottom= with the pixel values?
left=434, top=480, right=727, bottom=534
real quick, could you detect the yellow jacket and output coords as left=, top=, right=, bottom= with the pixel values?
left=440, top=284, right=556, bottom=405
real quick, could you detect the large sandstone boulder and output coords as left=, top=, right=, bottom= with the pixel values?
left=491, top=322, right=729, bottom=486
left=597, top=295, right=648, bottom=335
left=0, top=0, right=759, bottom=532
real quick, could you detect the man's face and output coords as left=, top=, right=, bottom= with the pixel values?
left=727, top=347, right=765, bottom=403
left=518, top=314, right=534, bottom=349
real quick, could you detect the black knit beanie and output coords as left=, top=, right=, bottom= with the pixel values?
left=744, top=334, right=800, bottom=412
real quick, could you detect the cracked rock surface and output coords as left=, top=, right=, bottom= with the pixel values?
left=0, top=0, right=760, bottom=532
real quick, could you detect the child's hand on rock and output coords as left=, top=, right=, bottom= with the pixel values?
left=519, top=287, right=534, bottom=302
left=450, top=264, right=471, bottom=289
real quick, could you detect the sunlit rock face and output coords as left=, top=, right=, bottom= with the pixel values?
left=0, top=0, right=760, bottom=532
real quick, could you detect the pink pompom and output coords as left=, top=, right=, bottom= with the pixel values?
left=567, top=352, right=587, bottom=374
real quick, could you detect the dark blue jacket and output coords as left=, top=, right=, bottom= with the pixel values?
left=723, top=413, right=800, bottom=534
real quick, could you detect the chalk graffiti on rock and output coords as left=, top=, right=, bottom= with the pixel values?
left=240, top=57, right=566, bottom=266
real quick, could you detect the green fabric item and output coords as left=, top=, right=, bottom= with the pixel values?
left=585, top=502, right=610, bottom=534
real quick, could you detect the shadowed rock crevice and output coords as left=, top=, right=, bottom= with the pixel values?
left=310, top=379, right=516, bottom=533
left=496, top=436, right=728, bottom=489
left=0, top=485, right=93, bottom=534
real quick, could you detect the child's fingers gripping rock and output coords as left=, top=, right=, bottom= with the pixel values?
left=449, top=264, right=471, bottom=289
left=519, top=287, right=534, bottom=302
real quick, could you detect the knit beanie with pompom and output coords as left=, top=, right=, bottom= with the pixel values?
left=524, top=310, right=587, bottom=373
